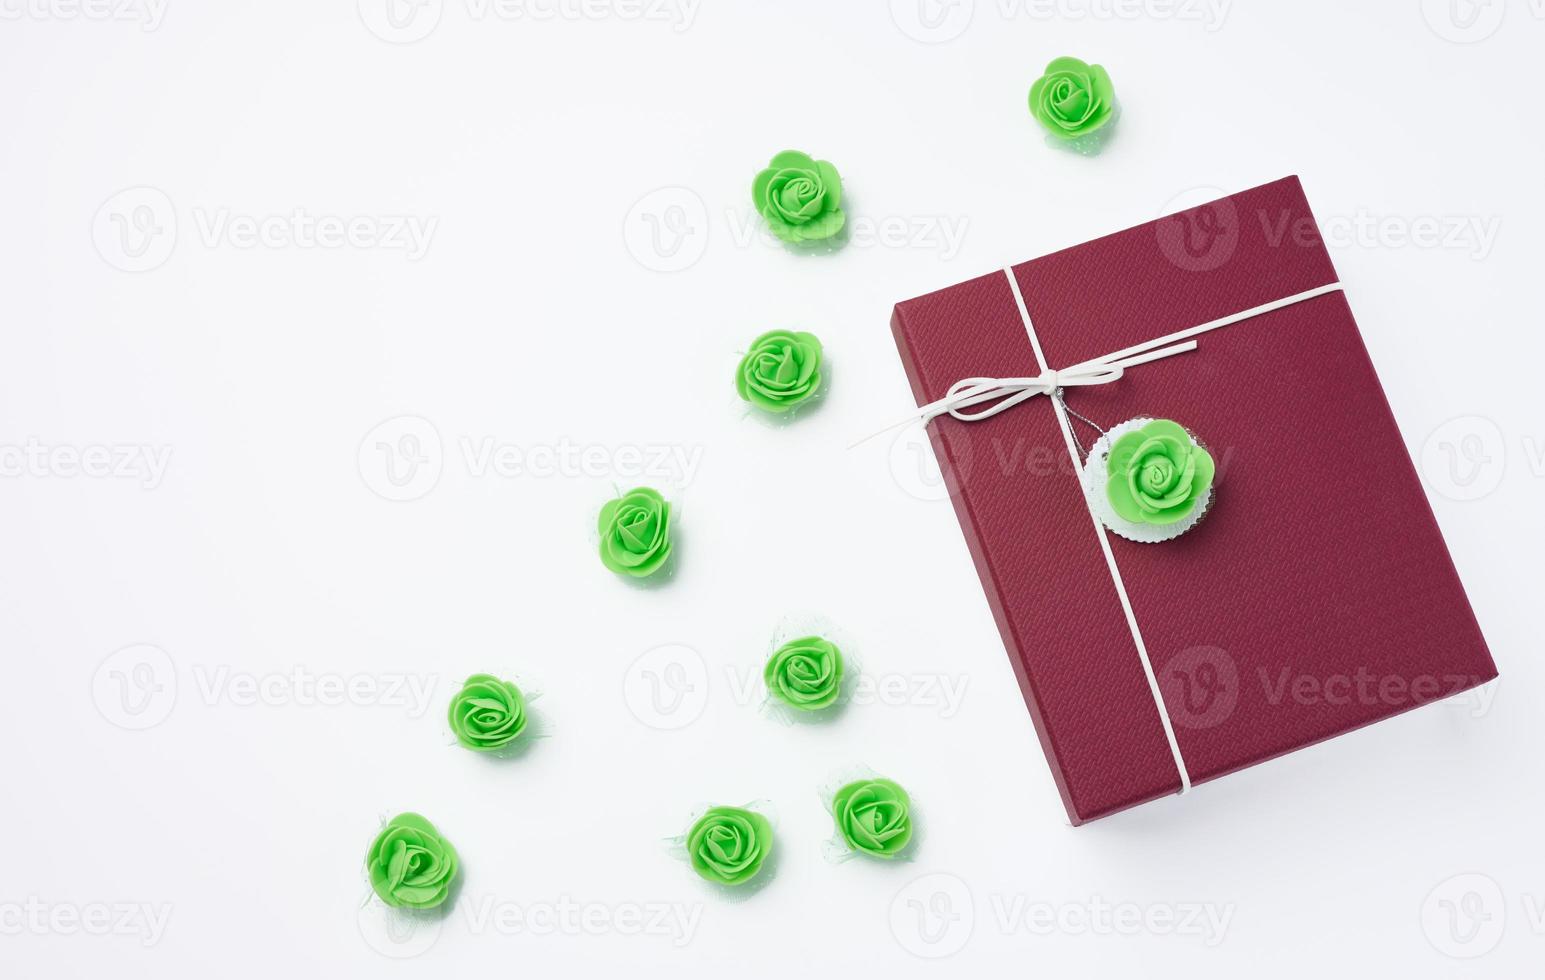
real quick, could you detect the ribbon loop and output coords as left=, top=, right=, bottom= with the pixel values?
left=902, top=281, right=1344, bottom=436
left=921, top=357, right=1137, bottom=425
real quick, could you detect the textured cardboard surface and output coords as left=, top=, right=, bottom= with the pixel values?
left=891, top=177, right=1497, bottom=824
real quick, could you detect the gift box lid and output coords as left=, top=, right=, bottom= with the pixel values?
left=890, top=176, right=1497, bottom=824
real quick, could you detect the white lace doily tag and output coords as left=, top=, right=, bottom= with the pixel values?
left=1078, top=416, right=1213, bottom=544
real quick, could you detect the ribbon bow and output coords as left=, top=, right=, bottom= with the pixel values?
left=919, top=339, right=1200, bottom=425
left=853, top=280, right=1344, bottom=449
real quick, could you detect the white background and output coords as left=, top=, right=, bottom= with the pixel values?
left=1, top=1, right=1541, bottom=976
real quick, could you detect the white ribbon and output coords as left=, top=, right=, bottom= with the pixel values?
left=916, top=279, right=1344, bottom=426
left=882, top=269, right=1344, bottom=799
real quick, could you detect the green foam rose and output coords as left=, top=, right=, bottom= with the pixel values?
left=764, top=635, right=843, bottom=711
left=751, top=150, right=845, bottom=244
left=1106, top=418, right=1215, bottom=526
left=832, top=778, right=913, bottom=859
left=686, top=806, right=774, bottom=886
left=365, top=812, right=459, bottom=910
left=1028, top=56, right=1116, bottom=139
left=598, top=486, right=673, bottom=578
left=448, top=674, right=527, bottom=751
left=736, top=329, right=824, bottom=413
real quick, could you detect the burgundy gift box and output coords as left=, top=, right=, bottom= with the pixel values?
left=890, top=176, right=1496, bottom=825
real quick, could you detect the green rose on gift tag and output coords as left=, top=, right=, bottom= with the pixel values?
left=448, top=674, right=527, bottom=751
left=752, top=150, right=845, bottom=244
left=764, top=635, right=844, bottom=711
left=1028, top=56, right=1116, bottom=139
left=686, top=806, right=774, bottom=886
left=736, top=329, right=824, bottom=412
left=365, top=813, right=460, bottom=910
left=599, top=486, right=673, bottom=578
left=1106, top=419, right=1215, bottom=525
left=832, top=778, right=913, bottom=859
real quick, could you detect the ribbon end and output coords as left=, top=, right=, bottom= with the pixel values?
left=846, top=416, right=920, bottom=451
